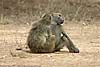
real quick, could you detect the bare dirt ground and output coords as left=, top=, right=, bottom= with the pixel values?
left=0, top=22, right=100, bottom=67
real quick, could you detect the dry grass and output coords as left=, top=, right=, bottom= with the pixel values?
left=0, top=0, right=100, bottom=24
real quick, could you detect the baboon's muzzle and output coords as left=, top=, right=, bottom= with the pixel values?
left=60, top=20, right=64, bottom=24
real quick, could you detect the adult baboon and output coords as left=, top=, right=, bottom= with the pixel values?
left=27, top=13, right=79, bottom=53
left=27, top=13, right=55, bottom=53
left=51, top=13, right=79, bottom=53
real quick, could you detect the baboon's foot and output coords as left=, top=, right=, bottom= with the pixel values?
left=55, top=49, right=61, bottom=52
left=69, top=47, right=79, bottom=53
left=54, top=45, right=64, bottom=52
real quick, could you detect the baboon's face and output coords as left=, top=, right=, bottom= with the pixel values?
left=51, top=13, right=64, bottom=25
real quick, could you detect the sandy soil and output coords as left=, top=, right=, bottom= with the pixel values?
left=0, top=23, right=100, bottom=67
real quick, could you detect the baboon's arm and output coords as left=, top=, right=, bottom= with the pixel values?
left=62, top=30, right=74, bottom=45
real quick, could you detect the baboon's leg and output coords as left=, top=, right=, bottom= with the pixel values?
left=54, top=36, right=65, bottom=51
left=62, top=36, right=79, bottom=53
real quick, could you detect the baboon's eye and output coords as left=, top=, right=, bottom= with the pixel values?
left=59, top=15, right=61, bottom=17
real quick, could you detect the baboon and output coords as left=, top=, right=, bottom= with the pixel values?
left=51, top=13, right=79, bottom=53
left=27, top=13, right=55, bottom=53
left=27, top=13, right=79, bottom=53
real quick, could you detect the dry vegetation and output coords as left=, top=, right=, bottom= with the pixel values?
left=0, top=0, right=100, bottom=67
left=0, top=0, right=100, bottom=24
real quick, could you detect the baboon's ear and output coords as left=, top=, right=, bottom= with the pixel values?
left=41, top=13, right=51, bottom=18
left=41, top=13, right=46, bottom=18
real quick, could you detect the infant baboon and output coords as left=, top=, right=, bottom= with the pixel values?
left=27, top=13, right=55, bottom=53
left=51, top=13, right=79, bottom=53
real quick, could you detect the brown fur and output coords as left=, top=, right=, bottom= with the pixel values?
left=27, top=13, right=79, bottom=53
left=27, top=13, right=55, bottom=53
